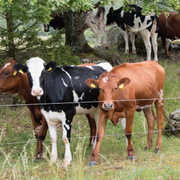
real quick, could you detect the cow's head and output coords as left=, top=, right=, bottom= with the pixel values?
left=0, top=59, right=23, bottom=93
left=85, top=72, right=131, bottom=111
left=13, top=57, right=57, bottom=99
left=44, top=24, right=50, bottom=32
left=106, top=7, right=115, bottom=26
left=43, top=14, right=65, bottom=32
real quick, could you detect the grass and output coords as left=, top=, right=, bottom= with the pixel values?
left=0, top=59, right=180, bottom=179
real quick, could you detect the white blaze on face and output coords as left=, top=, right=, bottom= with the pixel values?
left=103, top=77, right=108, bottom=83
left=26, top=57, right=45, bottom=96
left=3, top=63, right=11, bottom=70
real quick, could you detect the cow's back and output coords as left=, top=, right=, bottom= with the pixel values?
left=41, top=63, right=112, bottom=113
left=158, top=11, right=180, bottom=39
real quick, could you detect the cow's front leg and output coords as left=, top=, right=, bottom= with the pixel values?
left=35, top=116, right=48, bottom=159
left=48, top=124, right=58, bottom=164
left=88, top=111, right=107, bottom=166
left=125, top=111, right=135, bottom=159
left=61, top=116, right=72, bottom=167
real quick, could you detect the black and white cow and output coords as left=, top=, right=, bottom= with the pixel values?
left=44, top=13, right=65, bottom=32
left=106, top=4, right=159, bottom=61
left=13, top=57, right=113, bottom=167
left=44, top=6, right=108, bottom=49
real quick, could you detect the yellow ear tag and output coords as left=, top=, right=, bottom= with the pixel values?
left=119, top=84, right=124, bottom=89
left=13, top=71, right=17, bottom=76
left=47, top=67, right=52, bottom=72
left=19, top=69, right=24, bottom=74
left=91, top=83, right=96, bottom=88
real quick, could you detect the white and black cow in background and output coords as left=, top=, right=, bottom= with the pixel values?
left=106, top=4, right=159, bottom=61
left=13, top=57, right=113, bottom=167
left=44, top=6, right=108, bottom=49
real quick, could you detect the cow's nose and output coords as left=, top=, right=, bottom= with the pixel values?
left=32, top=89, right=43, bottom=96
left=103, top=103, right=114, bottom=110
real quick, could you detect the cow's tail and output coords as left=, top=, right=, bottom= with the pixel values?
left=126, top=21, right=152, bottom=33
left=163, top=109, right=175, bottom=131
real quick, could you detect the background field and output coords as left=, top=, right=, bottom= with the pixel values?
left=0, top=59, right=180, bottom=179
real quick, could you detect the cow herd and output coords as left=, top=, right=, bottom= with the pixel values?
left=44, top=4, right=180, bottom=60
left=0, top=4, right=179, bottom=167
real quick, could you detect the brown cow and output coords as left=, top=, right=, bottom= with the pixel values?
left=158, top=11, right=180, bottom=56
left=0, top=59, right=96, bottom=160
left=86, top=60, right=165, bottom=166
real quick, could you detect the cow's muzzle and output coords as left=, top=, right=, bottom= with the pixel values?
left=102, top=102, right=114, bottom=110
left=32, top=89, right=43, bottom=96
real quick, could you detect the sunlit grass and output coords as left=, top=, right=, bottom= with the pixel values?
left=0, top=60, right=180, bottom=179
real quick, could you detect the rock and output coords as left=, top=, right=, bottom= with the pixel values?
left=163, top=109, right=180, bottom=137
left=106, top=25, right=122, bottom=48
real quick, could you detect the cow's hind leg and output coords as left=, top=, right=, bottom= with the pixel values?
left=98, top=24, right=108, bottom=49
left=140, top=30, right=151, bottom=60
left=151, top=31, right=158, bottom=61
left=130, top=33, right=136, bottom=54
left=86, top=114, right=96, bottom=147
left=61, top=115, right=73, bottom=167
left=143, top=107, right=156, bottom=150
left=123, top=31, right=130, bottom=54
left=154, top=100, right=164, bottom=153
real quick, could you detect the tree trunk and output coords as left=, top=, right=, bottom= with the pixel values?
left=64, top=11, right=90, bottom=53
left=6, top=12, right=16, bottom=59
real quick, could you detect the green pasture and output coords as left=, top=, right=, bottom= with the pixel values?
left=0, top=59, right=180, bottom=179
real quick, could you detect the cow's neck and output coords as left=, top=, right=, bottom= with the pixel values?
left=17, top=73, right=38, bottom=104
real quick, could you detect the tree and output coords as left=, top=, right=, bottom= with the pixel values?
left=0, top=0, right=52, bottom=59
left=1, top=0, right=180, bottom=58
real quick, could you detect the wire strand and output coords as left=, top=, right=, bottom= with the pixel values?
left=0, top=97, right=179, bottom=107
left=0, top=128, right=177, bottom=146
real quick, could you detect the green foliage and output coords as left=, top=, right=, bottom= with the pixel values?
left=0, top=0, right=53, bottom=59
left=38, top=31, right=80, bottom=65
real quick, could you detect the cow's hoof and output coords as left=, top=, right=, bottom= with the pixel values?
left=144, top=147, right=148, bottom=151
left=155, top=149, right=161, bottom=153
left=132, top=50, right=136, bottom=54
left=128, top=156, right=135, bottom=160
left=34, top=157, right=45, bottom=163
left=104, top=45, right=109, bottom=50
left=88, top=161, right=97, bottom=166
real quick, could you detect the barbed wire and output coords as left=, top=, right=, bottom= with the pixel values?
left=0, top=128, right=177, bottom=146
left=0, top=97, right=179, bottom=107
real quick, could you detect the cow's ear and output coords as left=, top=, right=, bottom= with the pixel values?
left=85, top=79, right=99, bottom=89
left=45, top=61, right=57, bottom=72
left=109, top=7, right=113, bottom=13
left=13, top=64, right=27, bottom=74
left=117, top=77, right=131, bottom=89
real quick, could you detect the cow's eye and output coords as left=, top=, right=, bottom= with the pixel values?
left=3, top=72, right=9, bottom=76
left=114, top=87, right=118, bottom=91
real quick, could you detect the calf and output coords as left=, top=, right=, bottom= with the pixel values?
left=44, top=6, right=108, bottom=49
left=86, top=60, right=165, bottom=166
left=158, top=11, right=180, bottom=56
left=106, top=4, right=158, bottom=61
left=13, top=57, right=113, bottom=167
left=0, top=60, right=97, bottom=160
